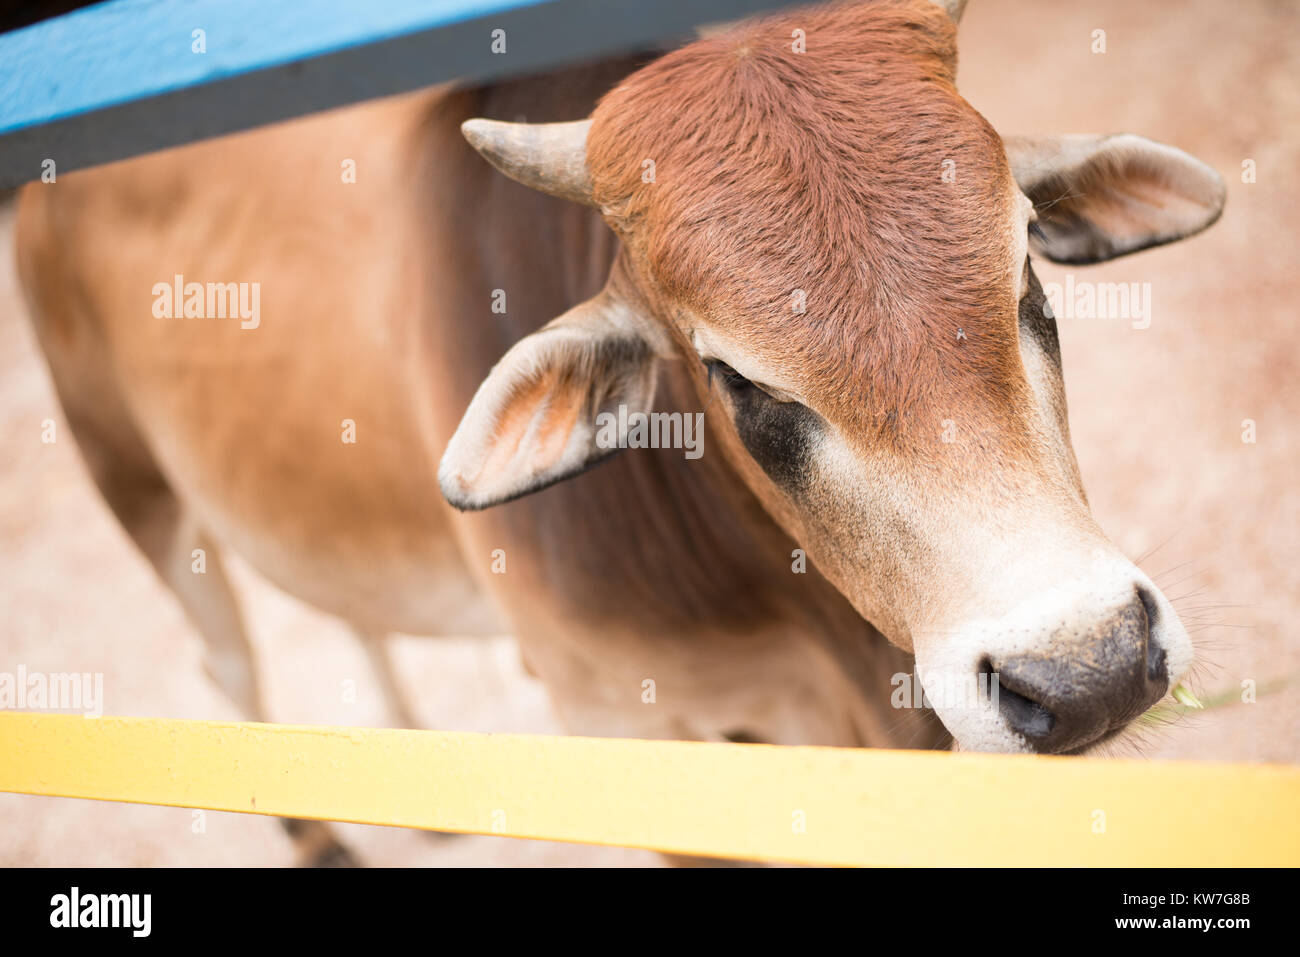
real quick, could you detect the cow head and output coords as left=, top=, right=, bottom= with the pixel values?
left=439, top=0, right=1225, bottom=754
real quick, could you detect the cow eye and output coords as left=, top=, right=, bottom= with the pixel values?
left=705, top=359, right=755, bottom=392
left=703, top=358, right=800, bottom=405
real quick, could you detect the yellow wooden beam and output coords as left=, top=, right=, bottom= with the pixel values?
left=1, top=712, right=1296, bottom=865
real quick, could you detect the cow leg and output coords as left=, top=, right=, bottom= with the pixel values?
left=139, top=514, right=360, bottom=865
left=95, top=478, right=355, bottom=865
left=101, top=474, right=357, bottom=866
left=161, top=515, right=263, bottom=718
left=29, top=338, right=357, bottom=866
left=354, top=628, right=470, bottom=848
left=356, top=629, right=422, bottom=731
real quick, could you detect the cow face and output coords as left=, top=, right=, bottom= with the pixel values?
left=439, top=0, right=1225, bottom=754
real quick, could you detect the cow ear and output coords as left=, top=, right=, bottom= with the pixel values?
left=439, top=290, right=661, bottom=510
left=1005, top=134, right=1226, bottom=264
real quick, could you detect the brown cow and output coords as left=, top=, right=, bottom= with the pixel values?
left=15, top=0, right=1224, bottom=861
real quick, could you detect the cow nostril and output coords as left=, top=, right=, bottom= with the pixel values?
left=1146, top=640, right=1167, bottom=684
left=982, top=657, right=1055, bottom=739
left=1137, top=586, right=1167, bottom=684
left=999, top=685, right=1055, bottom=738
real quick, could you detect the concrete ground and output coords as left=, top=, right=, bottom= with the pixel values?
left=1, top=0, right=1296, bottom=865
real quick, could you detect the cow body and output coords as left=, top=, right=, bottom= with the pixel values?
left=16, top=58, right=927, bottom=750
left=17, top=3, right=1229, bottom=863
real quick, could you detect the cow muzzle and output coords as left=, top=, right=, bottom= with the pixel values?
left=914, top=571, right=1192, bottom=754
left=984, top=587, right=1171, bottom=753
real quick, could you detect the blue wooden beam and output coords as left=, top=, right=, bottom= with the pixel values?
left=0, top=0, right=797, bottom=189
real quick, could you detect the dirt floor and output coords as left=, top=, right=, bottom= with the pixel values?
left=1, top=0, right=1296, bottom=865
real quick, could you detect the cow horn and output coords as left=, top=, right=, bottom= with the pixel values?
left=931, top=0, right=968, bottom=22
left=461, top=118, right=594, bottom=206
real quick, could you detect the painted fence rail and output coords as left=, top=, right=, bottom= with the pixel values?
left=0, top=0, right=798, bottom=189
left=1, top=713, right=1297, bottom=865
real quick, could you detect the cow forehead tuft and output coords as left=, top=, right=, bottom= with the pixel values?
left=589, top=0, right=1024, bottom=441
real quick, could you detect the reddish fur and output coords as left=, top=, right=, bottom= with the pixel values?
left=588, top=0, right=1027, bottom=453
